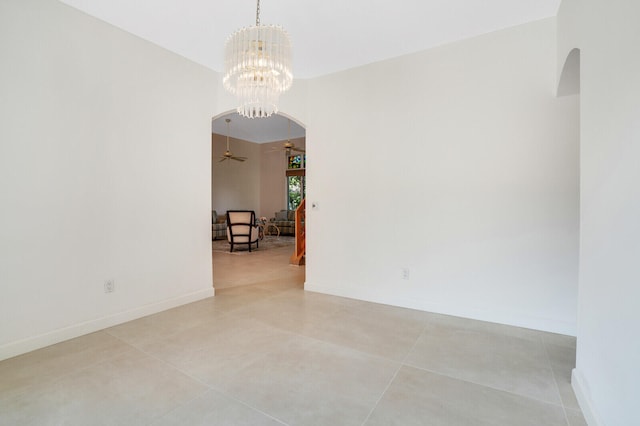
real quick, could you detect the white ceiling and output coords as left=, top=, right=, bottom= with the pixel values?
left=59, top=0, right=561, bottom=142
left=212, top=112, right=305, bottom=143
left=60, top=0, right=560, bottom=79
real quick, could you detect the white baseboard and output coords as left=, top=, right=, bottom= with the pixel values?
left=0, top=287, right=215, bottom=362
left=572, top=368, right=605, bottom=426
left=304, top=280, right=576, bottom=336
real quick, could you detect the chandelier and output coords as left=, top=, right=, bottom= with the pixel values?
left=223, top=0, right=293, bottom=119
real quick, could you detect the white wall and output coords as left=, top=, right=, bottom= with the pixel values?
left=0, top=0, right=584, bottom=370
left=305, top=18, right=580, bottom=335
left=0, top=0, right=216, bottom=360
left=557, top=1, right=640, bottom=425
left=211, top=134, right=261, bottom=215
left=211, top=134, right=306, bottom=219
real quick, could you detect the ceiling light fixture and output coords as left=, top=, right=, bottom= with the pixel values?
left=267, top=118, right=305, bottom=155
left=223, top=0, right=292, bottom=119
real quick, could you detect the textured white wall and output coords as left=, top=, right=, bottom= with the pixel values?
left=558, top=1, right=640, bottom=425
left=211, top=134, right=261, bottom=215
left=304, top=18, right=580, bottom=335
left=0, top=0, right=216, bottom=360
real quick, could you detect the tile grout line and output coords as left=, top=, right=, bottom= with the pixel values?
left=108, top=332, right=291, bottom=426
left=399, top=323, right=571, bottom=412
left=44, top=334, right=212, bottom=424
left=149, top=388, right=290, bottom=426
left=541, top=337, right=573, bottom=426
left=214, top=292, right=424, bottom=426
left=4, top=273, right=582, bottom=426
left=105, top=333, right=221, bottom=423
left=359, top=321, right=432, bottom=426
left=402, top=358, right=568, bottom=410
left=14, top=330, right=157, bottom=393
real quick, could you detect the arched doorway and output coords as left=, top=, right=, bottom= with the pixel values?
left=557, top=48, right=580, bottom=97
left=210, top=111, right=307, bottom=290
left=557, top=46, right=582, bottom=404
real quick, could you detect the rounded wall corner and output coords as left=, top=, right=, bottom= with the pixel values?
left=557, top=48, right=581, bottom=97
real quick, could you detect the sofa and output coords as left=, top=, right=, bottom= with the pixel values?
left=270, top=210, right=297, bottom=236
left=212, top=210, right=227, bottom=240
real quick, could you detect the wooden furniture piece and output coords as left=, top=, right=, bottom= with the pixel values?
left=290, top=199, right=305, bottom=265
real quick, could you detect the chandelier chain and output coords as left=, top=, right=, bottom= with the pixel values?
left=255, top=0, right=261, bottom=26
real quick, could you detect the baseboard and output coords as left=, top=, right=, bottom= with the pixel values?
left=0, top=287, right=215, bottom=362
left=572, top=368, right=605, bottom=426
left=304, top=280, right=576, bottom=336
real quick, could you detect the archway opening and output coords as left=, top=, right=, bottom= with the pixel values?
left=210, top=111, right=307, bottom=290
left=558, top=48, right=581, bottom=97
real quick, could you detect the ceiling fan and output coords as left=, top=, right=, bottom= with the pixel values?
left=269, top=119, right=305, bottom=156
left=219, top=118, right=247, bottom=163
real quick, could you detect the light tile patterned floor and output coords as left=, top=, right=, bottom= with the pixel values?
left=0, top=244, right=586, bottom=425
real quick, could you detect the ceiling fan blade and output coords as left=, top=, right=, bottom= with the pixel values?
left=218, top=157, right=229, bottom=162
left=230, top=157, right=246, bottom=162
left=292, top=147, right=305, bottom=153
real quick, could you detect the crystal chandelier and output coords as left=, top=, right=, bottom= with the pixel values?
left=223, top=0, right=293, bottom=119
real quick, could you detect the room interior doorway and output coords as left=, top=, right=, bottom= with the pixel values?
left=210, top=111, right=307, bottom=290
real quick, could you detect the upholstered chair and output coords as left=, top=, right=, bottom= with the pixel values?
left=226, top=210, right=260, bottom=252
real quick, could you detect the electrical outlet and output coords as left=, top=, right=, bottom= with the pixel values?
left=401, top=268, right=410, bottom=280
left=104, top=280, right=115, bottom=293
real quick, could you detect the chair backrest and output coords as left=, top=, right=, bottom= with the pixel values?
left=226, top=210, right=256, bottom=242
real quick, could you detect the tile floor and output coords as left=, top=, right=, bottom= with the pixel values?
left=0, top=243, right=586, bottom=425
